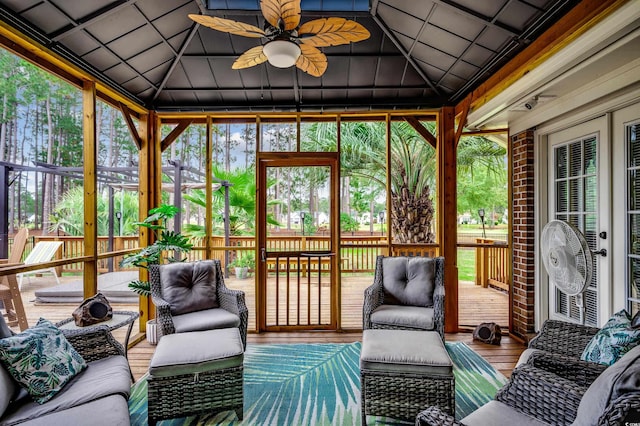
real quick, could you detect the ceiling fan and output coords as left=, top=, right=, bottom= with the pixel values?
left=188, top=0, right=370, bottom=77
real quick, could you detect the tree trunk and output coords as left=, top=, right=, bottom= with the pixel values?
left=41, top=93, right=54, bottom=235
left=0, top=93, right=8, bottom=162
left=391, top=177, right=435, bottom=243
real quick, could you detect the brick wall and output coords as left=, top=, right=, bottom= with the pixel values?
left=511, top=129, right=536, bottom=341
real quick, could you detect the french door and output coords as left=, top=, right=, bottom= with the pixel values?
left=547, top=116, right=610, bottom=326
left=256, top=153, right=340, bottom=331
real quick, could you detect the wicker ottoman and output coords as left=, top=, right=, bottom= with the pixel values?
left=147, top=328, right=244, bottom=425
left=360, top=329, right=455, bottom=425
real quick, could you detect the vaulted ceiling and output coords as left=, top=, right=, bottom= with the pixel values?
left=0, top=0, right=579, bottom=112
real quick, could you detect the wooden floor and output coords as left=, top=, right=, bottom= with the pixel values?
left=8, top=274, right=523, bottom=382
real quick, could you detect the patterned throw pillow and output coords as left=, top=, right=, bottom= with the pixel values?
left=581, top=309, right=640, bottom=366
left=0, top=318, right=87, bottom=404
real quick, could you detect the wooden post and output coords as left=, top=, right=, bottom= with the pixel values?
left=438, top=107, right=459, bottom=333
left=138, top=111, right=160, bottom=330
left=82, top=80, right=98, bottom=298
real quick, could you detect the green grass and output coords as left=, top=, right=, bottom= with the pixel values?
left=457, top=248, right=476, bottom=282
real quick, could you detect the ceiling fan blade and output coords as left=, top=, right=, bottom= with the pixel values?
left=295, top=44, right=327, bottom=77
left=189, top=14, right=265, bottom=38
left=298, top=17, right=370, bottom=47
left=260, top=0, right=301, bottom=31
left=232, top=46, right=268, bottom=70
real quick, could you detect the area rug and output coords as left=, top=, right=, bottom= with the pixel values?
left=129, top=341, right=507, bottom=425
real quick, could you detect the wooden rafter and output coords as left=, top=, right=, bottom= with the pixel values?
left=404, top=116, right=437, bottom=148
left=119, top=102, right=142, bottom=150
left=160, top=119, right=194, bottom=152
left=456, top=0, right=625, bottom=116
left=454, top=99, right=470, bottom=146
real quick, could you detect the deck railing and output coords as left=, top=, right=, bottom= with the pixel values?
left=7, top=235, right=509, bottom=289
left=473, top=238, right=510, bottom=291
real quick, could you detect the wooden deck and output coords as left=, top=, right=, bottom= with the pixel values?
left=8, top=274, right=522, bottom=382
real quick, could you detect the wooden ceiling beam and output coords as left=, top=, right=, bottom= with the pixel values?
left=160, top=119, right=193, bottom=152
left=454, top=99, right=470, bottom=146
left=455, top=0, right=626, bottom=117
left=404, top=116, right=437, bottom=148
left=119, top=102, right=143, bottom=150
left=0, top=20, right=148, bottom=115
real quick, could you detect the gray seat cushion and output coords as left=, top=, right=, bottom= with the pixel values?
left=15, top=394, right=130, bottom=426
left=370, top=305, right=434, bottom=330
left=149, top=328, right=244, bottom=377
left=172, top=307, right=240, bottom=333
left=382, top=256, right=435, bottom=307
left=571, top=344, right=640, bottom=425
left=160, top=261, right=219, bottom=315
left=360, top=329, right=452, bottom=375
left=1, top=356, right=131, bottom=425
left=461, top=400, right=549, bottom=426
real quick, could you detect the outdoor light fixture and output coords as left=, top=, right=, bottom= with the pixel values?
left=524, top=97, right=538, bottom=110
left=263, top=40, right=301, bottom=68
left=115, top=211, right=123, bottom=236
left=478, top=209, right=486, bottom=238
left=300, top=212, right=306, bottom=236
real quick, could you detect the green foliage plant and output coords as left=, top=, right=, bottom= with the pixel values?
left=340, top=213, right=359, bottom=233
left=229, top=252, right=255, bottom=269
left=119, top=204, right=193, bottom=296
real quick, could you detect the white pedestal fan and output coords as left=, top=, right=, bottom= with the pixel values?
left=540, top=220, right=606, bottom=324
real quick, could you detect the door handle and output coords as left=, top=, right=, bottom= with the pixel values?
left=260, top=248, right=266, bottom=262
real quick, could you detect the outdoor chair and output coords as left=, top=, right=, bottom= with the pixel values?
left=516, top=315, right=640, bottom=377
left=363, top=255, right=445, bottom=340
left=0, top=228, right=29, bottom=330
left=16, top=240, right=64, bottom=290
left=416, top=343, right=640, bottom=426
left=149, top=260, right=248, bottom=349
left=517, top=319, right=600, bottom=365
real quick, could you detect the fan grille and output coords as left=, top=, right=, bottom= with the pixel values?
left=541, top=220, right=593, bottom=297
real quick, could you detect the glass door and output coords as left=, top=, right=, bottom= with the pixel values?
left=257, top=153, right=339, bottom=331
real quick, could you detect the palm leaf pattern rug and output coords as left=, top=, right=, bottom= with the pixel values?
left=129, top=341, right=507, bottom=425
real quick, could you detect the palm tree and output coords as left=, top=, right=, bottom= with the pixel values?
left=183, top=166, right=281, bottom=237
left=305, top=120, right=436, bottom=243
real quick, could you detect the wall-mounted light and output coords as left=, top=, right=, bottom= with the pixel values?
left=524, top=97, right=538, bottom=110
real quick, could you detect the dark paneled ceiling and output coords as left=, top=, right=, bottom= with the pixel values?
left=0, top=0, right=579, bottom=112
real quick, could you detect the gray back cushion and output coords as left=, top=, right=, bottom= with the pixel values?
left=0, top=316, right=19, bottom=413
left=381, top=257, right=435, bottom=307
left=572, top=344, right=640, bottom=425
left=0, top=315, right=12, bottom=339
left=159, top=261, right=219, bottom=315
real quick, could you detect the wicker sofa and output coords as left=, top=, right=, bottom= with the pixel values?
left=0, top=315, right=131, bottom=426
left=416, top=344, right=640, bottom=426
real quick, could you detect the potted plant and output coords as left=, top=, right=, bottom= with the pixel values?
left=119, top=204, right=193, bottom=344
left=229, top=252, right=254, bottom=279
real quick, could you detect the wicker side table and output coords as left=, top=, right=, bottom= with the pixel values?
left=147, top=328, right=244, bottom=425
left=57, top=310, right=139, bottom=358
left=360, top=329, right=455, bottom=425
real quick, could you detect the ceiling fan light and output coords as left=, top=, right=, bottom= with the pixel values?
left=263, top=40, right=301, bottom=68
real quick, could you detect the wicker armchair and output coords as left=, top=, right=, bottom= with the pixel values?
left=516, top=319, right=608, bottom=378
left=150, top=260, right=248, bottom=349
left=528, top=319, right=600, bottom=358
left=363, top=256, right=445, bottom=340
left=416, top=344, right=640, bottom=426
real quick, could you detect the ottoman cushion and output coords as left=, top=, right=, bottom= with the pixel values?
left=360, top=329, right=452, bottom=376
left=149, top=328, right=243, bottom=378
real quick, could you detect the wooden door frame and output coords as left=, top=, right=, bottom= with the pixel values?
left=256, top=152, right=340, bottom=332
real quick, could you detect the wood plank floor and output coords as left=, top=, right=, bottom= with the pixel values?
left=9, top=274, right=523, bottom=382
